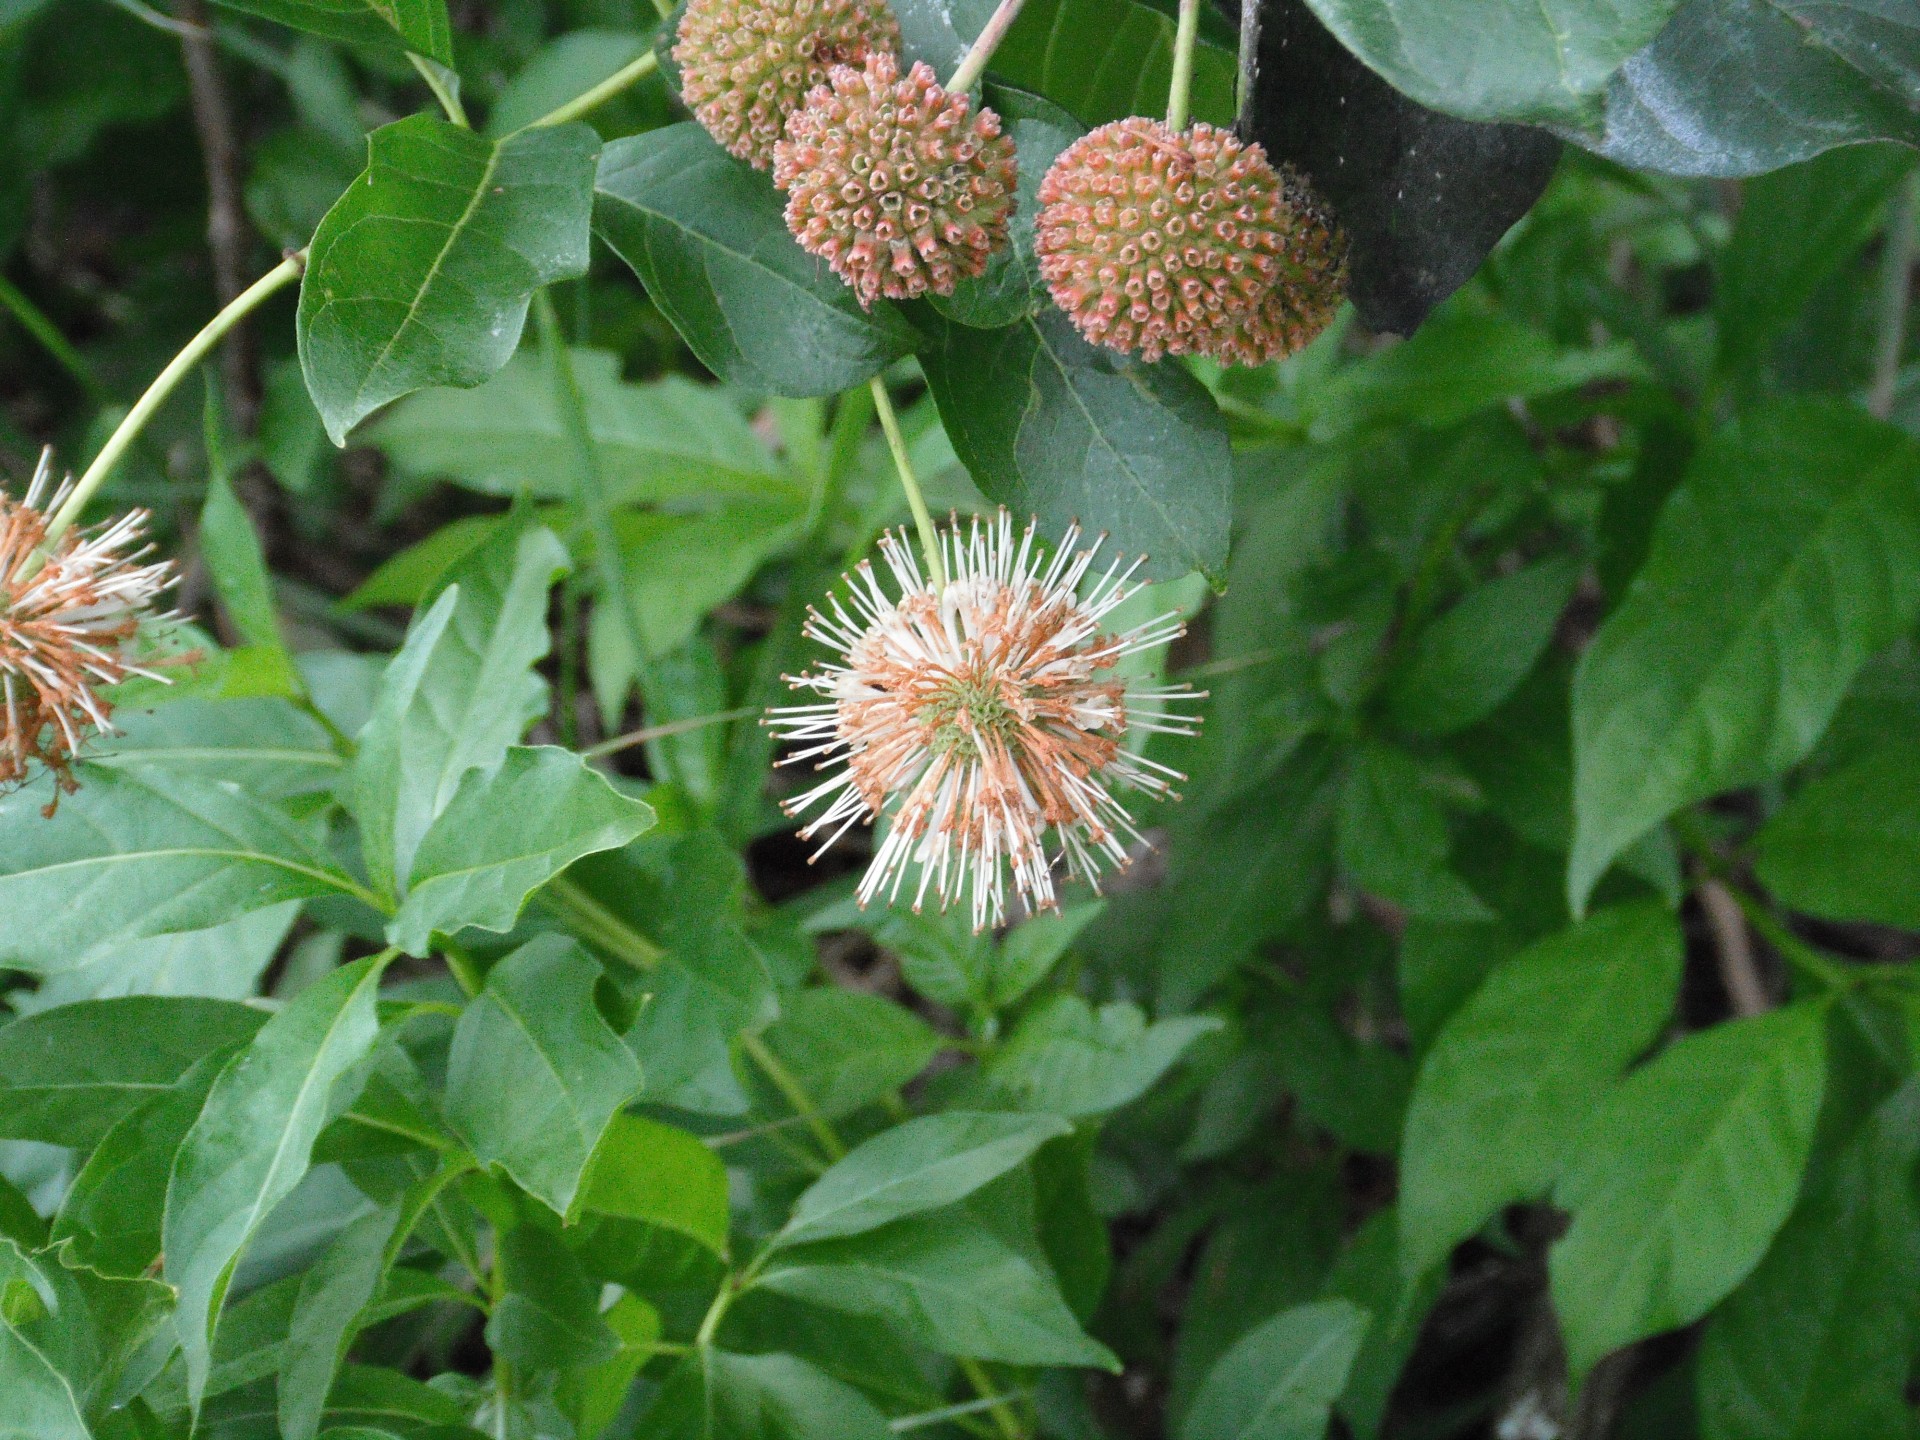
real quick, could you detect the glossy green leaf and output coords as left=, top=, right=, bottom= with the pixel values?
left=299, top=115, right=599, bottom=444
left=89, top=697, right=342, bottom=801
left=0, top=1308, right=89, bottom=1440
left=163, top=953, right=391, bottom=1406
left=592, top=123, right=916, bottom=396
left=0, top=997, right=264, bottom=1145
left=389, top=745, right=655, bottom=952
left=1752, top=745, right=1920, bottom=928
left=1570, top=401, right=1920, bottom=910
left=485, top=1224, right=619, bottom=1370
left=1398, top=904, right=1684, bottom=1276
left=1695, top=1080, right=1920, bottom=1440
left=200, top=470, right=299, bottom=698
left=1550, top=1002, right=1829, bottom=1377
left=1573, top=0, right=1920, bottom=176
left=747, top=989, right=942, bottom=1122
left=921, top=307, right=1231, bottom=583
left=1181, top=1299, right=1371, bottom=1440
left=21, top=903, right=299, bottom=1014
left=985, top=996, right=1221, bottom=1118
left=207, top=0, right=451, bottom=63
left=1388, top=557, right=1580, bottom=735
left=644, top=1350, right=893, bottom=1440
left=349, top=522, right=570, bottom=901
left=580, top=1112, right=730, bottom=1256
left=279, top=1200, right=403, bottom=1440
left=445, top=936, right=642, bottom=1216
left=991, top=0, right=1236, bottom=128
left=779, top=1112, right=1073, bottom=1247
left=0, top=766, right=360, bottom=977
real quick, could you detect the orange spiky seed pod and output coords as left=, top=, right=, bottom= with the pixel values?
left=673, top=0, right=900, bottom=171
left=1034, top=117, right=1348, bottom=366
left=775, top=53, right=1018, bottom=308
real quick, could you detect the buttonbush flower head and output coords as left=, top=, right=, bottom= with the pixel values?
left=674, top=0, right=900, bottom=171
left=768, top=512, right=1202, bottom=930
left=1035, top=117, right=1347, bottom=365
left=0, top=452, right=174, bottom=804
left=774, top=53, right=1017, bottom=308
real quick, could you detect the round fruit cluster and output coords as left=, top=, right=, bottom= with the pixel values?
left=671, top=0, right=1347, bottom=362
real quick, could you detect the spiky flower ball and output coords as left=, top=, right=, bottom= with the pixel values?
left=775, top=54, right=1017, bottom=308
left=673, top=0, right=899, bottom=171
left=1035, top=117, right=1347, bottom=365
left=768, top=512, right=1202, bottom=930
left=0, top=452, right=174, bottom=804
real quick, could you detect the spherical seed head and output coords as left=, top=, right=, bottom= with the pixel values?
left=674, top=0, right=900, bottom=170
left=1035, top=117, right=1349, bottom=366
left=0, top=453, right=175, bottom=805
left=767, top=512, right=1204, bottom=931
left=774, top=54, right=1018, bottom=308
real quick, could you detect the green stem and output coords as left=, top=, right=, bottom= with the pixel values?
left=585, top=705, right=759, bottom=759
left=741, top=1030, right=847, bottom=1160
left=45, top=251, right=303, bottom=545
left=1867, top=168, right=1918, bottom=421
left=946, top=0, right=1029, bottom=93
left=527, top=49, right=659, bottom=129
left=869, top=375, right=946, bottom=589
left=1165, top=0, right=1201, bottom=132
left=695, top=1248, right=772, bottom=1349
left=411, top=52, right=469, bottom=127
left=957, top=1358, right=1024, bottom=1440
left=0, top=272, right=107, bottom=403
left=1674, top=812, right=1859, bottom=993
left=540, top=875, right=666, bottom=969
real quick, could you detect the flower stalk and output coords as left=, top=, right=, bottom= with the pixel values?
left=1165, top=0, right=1201, bottom=132
left=946, top=0, right=1030, bottom=94
left=869, top=375, right=947, bottom=589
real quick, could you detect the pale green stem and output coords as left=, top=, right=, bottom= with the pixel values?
left=584, top=705, right=758, bottom=759
left=410, top=52, right=469, bottom=127
left=958, top=1358, right=1024, bottom=1440
left=869, top=376, right=946, bottom=589
left=1165, top=0, right=1201, bottom=132
left=1868, top=169, right=1918, bottom=421
left=44, top=251, right=303, bottom=544
left=540, top=875, right=666, bottom=969
left=741, top=1030, right=847, bottom=1160
left=527, top=49, right=659, bottom=129
left=946, top=0, right=1029, bottom=93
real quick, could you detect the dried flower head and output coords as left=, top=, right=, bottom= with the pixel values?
left=775, top=53, right=1018, bottom=308
left=673, top=0, right=900, bottom=170
left=1035, top=117, right=1348, bottom=365
left=0, top=452, right=175, bottom=803
left=768, top=512, right=1202, bottom=930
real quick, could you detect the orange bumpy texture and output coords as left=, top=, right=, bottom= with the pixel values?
left=775, top=54, right=1017, bottom=308
left=1035, top=117, right=1348, bottom=365
left=673, top=0, right=899, bottom=171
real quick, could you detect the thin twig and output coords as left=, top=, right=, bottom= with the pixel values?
left=1868, top=169, right=1919, bottom=421
left=1699, top=878, right=1770, bottom=1017
left=526, top=49, right=658, bottom=129
left=1233, top=0, right=1260, bottom=134
left=946, top=0, right=1029, bottom=93
left=584, top=705, right=759, bottom=759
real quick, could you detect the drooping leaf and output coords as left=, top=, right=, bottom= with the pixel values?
left=1569, top=0, right=1920, bottom=176
left=1398, top=904, right=1684, bottom=1276
left=1569, top=401, right=1920, bottom=910
left=445, top=936, right=643, bottom=1217
left=1550, top=1002, right=1830, bottom=1377
left=985, top=996, right=1222, bottom=1118
left=921, top=307, right=1232, bottom=583
left=206, top=0, right=451, bottom=63
left=593, top=123, right=916, bottom=396
left=162, top=954, right=391, bottom=1406
left=580, top=1112, right=731, bottom=1256
left=388, top=745, right=655, bottom=953
left=299, top=115, right=599, bottom=444
left=778, top=1112, right=1073, bottom=1247
left=1752, top=745, right=1920, bottom=929
left=1181, top=1299, right=1371, bottom=1440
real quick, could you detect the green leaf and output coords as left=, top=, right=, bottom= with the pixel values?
left=365, top=349, right=790, bottom=507
left=920, top=307, right=1231, bottom=583
left=1550, top=1002, right=1830, bottom=1377
left=389, top=745, right=655, bottom=952
left=0, top=997, right=265, bottom=1145
left=485, top=1223, right=619, bottom=1370
left=0, top=1308, right=88, bottom=1440
left=1181, top=1299, right=1371, bottom=1440
left=200, top=470, right=299, bottom=698
left=1337, top=745, right=1490, bottom=922
left=1398, top=904, right=1684, bottom=1277
left=0, top=766, right=362, bottom=977
left=592, top=124, right=916, bottom=397
left=90, top=697, right=343, bottom=801
left=985, top=996, right=1221, bottom=1118
left=557, top=1292, right=662, bottom=1440
left=991, top=0, right=1236, bottom=128
left=1387, top=557, right=1580, bottom=735
left=580, top=1112, right=730, bottom=1256
left=1322, top=1209, right=1444, bottom=1440
left=1298, top=0, right=1681, bottom=124
left=163, top=953, right=390, bottom=1407
left=279, top=1201, right=403, bottom=1440
left=746, top=989, right=942, bottom=1122
left=445, top=936, right=642, bottom=1217
left=1752, top=745, right=1920, bottom=929
left=758, top=1203, right=1118, bottom=1369
left=207, top=0, right=451, bottom=63
left=22, top=902, right=299, bottom=1014
left=643, top=1350, right=893, bottom=1440
left=778, top=1111, right=1072, bottom=1247
left=299, top=115, right=599, bottom=444
left=1570, top=401, right=1920, bottom=910
left=349, top=522, right=570, bottom=901
left=1572, top=0, right=1920, bottom=176
left=1695, top=1080, right=1920, bottom=1440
